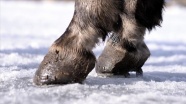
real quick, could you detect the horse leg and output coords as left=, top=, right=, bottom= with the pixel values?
left=96, top=0, right=164, bottom=77
left=33, top=0, right=123, bottom=85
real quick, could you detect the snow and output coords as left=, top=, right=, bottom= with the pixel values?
left=0, top=1, right=186, bottom=104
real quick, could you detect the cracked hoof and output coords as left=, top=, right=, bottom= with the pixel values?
left=34, top=47, right=95, bottom=85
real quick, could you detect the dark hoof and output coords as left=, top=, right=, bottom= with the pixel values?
left=95, top=41, right=125, bottom=76
left=96, top=56, right=115, bottom=75
left=124, top=72, right=130, bottom=78
left=96, top=34, right=150, bottom=77
left=136, top=68, right=143, bottom=77
left=34, top=47, right=95, bottom=85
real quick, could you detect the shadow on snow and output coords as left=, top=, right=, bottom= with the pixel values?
left=85, top=72, right=186, bottom=86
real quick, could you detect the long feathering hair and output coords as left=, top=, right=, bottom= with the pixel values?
left=135, top=0, right=165, bottom=31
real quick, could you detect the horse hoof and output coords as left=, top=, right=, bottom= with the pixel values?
left=96, top=33, right=149, bottom=77
left=34, top=46, right=95, bottom=85
left=136, top=68, right=143, bottom=77
left=96, top=39, right=125, bottom=76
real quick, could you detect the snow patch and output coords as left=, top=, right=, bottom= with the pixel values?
left=0, top=1, right=186, bottom=104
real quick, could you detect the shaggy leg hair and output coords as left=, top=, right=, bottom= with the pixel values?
left=96, top=0, right=165, bottom=77
left=34, top=0, right=124, bottom=85
left=34, top=0, right=165, bottom=85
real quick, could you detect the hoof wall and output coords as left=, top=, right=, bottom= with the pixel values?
left=34, top=48, right=95, bottom=85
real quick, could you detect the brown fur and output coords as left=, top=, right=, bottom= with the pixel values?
left=96, top=0, right=164, bottom=76
left=34, top=0, right=124, bottom=85
left=34, top=0, right=164, bottom=85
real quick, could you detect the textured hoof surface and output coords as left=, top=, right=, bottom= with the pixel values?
left=96, top=40, right=126, bottom=76
left=34, top=49, right=95, bottom=85
left=96, top=37, right=149, bottom=77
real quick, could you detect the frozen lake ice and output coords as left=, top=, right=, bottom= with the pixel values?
left=0, top=1, right=186, bottom=104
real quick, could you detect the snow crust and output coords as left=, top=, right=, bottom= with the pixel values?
left=0, top=1, right=186, bottom=104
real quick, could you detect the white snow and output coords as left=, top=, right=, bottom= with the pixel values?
left=0, top=1, right=186, bottom=104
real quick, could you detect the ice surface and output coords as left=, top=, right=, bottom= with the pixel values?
left=0, top=1, right=186, bottom=104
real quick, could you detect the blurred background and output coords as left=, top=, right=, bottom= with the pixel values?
left=0, top=0, right=186, bottom=6
left=167, top=0, right=186, bottom=6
